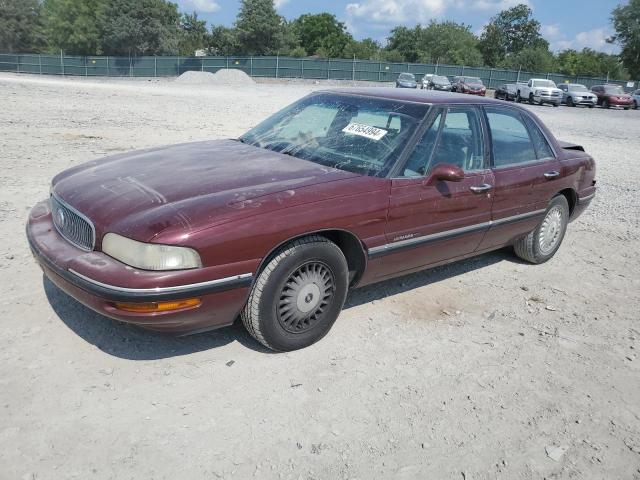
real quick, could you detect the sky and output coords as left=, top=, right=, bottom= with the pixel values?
left=175, top=0, right=622, bottom=54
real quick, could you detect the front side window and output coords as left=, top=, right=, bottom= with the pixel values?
left=400, top=106, right=485, bottom=177
left=485, top=107, right=537, bottom=167
left=240, top=93, right=428, bottom=177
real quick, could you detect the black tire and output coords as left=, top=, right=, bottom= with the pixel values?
left=634, top=100, right=638, bottom=110
left=603, top=99, right=610, bottom=109
left=567, top=96, right=574, bottom=107
left=241, top=236, right=349, bottom=351
left=552, top=102, right=559, bottom=107
left=529, top=93, right=534, bottom=105
left=513, top=195, right=569, bottom=264
left=516, top=92, right=521, bottom=103
left=588, top=105, right=594, bottom=109
left=624, top=107, right=630, bottom=110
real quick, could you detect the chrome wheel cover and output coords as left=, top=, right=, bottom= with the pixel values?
left=278, top=261, right=335, bottom=333
left=538, top=206, right=564, bottom=255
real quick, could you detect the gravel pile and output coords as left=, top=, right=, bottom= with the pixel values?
left=175, top=69, right=255, bottom=86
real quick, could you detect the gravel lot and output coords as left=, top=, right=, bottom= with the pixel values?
left=1, top=73, right=639, bottom=480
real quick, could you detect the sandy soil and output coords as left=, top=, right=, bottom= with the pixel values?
left=0, top=72, right=639, bottom=480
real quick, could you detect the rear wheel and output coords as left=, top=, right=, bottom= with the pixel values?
left=567, top=96, right=574, bottom=107
left=603, top=99, right=610, bottom=109
left=241, top=236, right=349, bottom=352
left=513, top=196, right=569, bottom=264
left=516, top=92, right=522, bottom=103
left=529, top=93, right=535, bottom=105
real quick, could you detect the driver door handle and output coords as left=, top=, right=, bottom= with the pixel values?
left=470, top=184, right=493, bottom=194
left=544, top=171, right=560, bottom=179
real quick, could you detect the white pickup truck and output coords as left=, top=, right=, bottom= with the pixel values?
left=516, top=79, right=563, bottom=106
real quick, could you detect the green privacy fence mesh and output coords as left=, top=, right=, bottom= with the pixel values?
left=0, top=53, right=636, bottom=91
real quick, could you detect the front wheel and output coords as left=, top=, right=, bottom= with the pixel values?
left=567, top=96, right=574, bottom=107
left=603, top=99, right=610, bottom=109
left=513, top=195, right=569, bottom=264
left=529, top=93, right=535, bottom=105
left=241, top=236, right=349, bottom=351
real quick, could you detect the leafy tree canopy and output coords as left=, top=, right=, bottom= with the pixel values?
left=235, top=0, right=284, bottom=55
left=478, top=4, right=546, bottom=66
left=611, top=0, right=640, bottom=78
left=0, top=0, right=43, bottom=53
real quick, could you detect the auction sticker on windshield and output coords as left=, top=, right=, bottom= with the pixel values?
left=342, top=123, right=388, bottom=141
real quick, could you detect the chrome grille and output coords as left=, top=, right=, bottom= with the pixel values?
left=51, top=195, right=95, bottom=251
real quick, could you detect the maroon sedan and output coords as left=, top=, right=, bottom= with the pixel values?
left=451, top=76, right=487, bottom=96
left=27, top=89, right=596, bottom=351
left=591, top=84, right=634, bottom=109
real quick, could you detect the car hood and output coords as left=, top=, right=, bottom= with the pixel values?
left=52, top=139, right=359, bottom=244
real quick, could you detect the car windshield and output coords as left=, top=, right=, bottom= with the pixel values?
left=239, top=93, right=428, bottom=177
left=568, top=84, right=589, bottom=92
left=399, top=73, right=415, bottom=81
left=433, top=75, right=449, bottom=83
left=465, top=77, right=483, bottom=84
left=534, top=80, right=557, bottom=88
left=604, top=85, right=624, bottom=94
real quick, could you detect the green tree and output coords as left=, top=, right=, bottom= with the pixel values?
left=386, top=25, right=422, bottom=62
left=99, top=0, right=181, bottom=56
left=42, top=0, right=104, bottom=54
left=502, top=46, right=557, bottom=72
left=611, top=0, right=640, bottom=79
left=557, top=48, right=626, bottom=78
left=178, top=12, right=207, bottom=55
left=0, top=0, right=43, bottom=53
left=420, top=21, right=482, bottom=66
left=343, top=38, right=381, bottom=60
left=235, top=0, right=284, bottom=55
left=292, top=13, right=352, bottom=58
left=208, top=25, right=239, bottom=55
left=478, top=4, right=546, bottom=66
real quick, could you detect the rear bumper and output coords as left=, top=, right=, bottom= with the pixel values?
left=27, top=200, right=253, bottom=334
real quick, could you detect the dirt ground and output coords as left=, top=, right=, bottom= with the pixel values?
left=1, top=72, right=639, bottom=480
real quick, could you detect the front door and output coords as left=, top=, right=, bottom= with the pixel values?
left=374, top=106, right=495, bottom=278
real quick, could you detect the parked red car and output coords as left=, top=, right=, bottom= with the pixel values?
left=591, top=84, right=634, bottom=109
left=451, top=76, right=487, bottom=96
left=27, top=89, right=596, bottom=351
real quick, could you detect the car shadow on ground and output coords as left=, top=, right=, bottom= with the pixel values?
left=44, top=248, right=518, bottom=360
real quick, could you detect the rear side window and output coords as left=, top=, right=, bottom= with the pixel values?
left=485, top=107, right=537, bottom=167
left=523, top=116, right=555, bottom=159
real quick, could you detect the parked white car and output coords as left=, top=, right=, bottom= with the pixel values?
left=516, top=79, right=563, bottom=106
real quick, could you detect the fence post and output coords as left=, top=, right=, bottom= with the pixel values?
left=461, top=65, right=465, bottom=76
left=435, top=59, right=439, bottom=74
left=301, top=58, right=304, bottom=78
left=106, top=56, right=109, bottom=77
left=60, top=50, right=64, bottom=76
left=378, top=61, right=381, bottom=82
left=39, top=54, right=42, bottom=75
left=352, top=54, right=356, bottom=81
left=250, top=56, right=253, bottom=76
left=226, top=56, right=229, bottom=69
left=327, top=58, right=330, bottom=80
left=488, top=68, right=493, bottom=88
left=276, top=54, right=279, bottom=78
left=516, top=67, right=521, bottom=83
left=129, top=54, right=132, bottom=77
left=201, top=56, right=204, bottom=72
left=154, top=56, right=157, bottom=77
left=85, top=56, right=88, bottom=76
left=16, top=55, right=20, bottom=74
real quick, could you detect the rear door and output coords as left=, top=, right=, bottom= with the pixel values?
left=373, top=105, right=495, bottom=277
left=478, top=106, right=561, bottom=250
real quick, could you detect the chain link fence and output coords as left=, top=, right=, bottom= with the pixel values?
left=1, top=52, right=636, bottom=91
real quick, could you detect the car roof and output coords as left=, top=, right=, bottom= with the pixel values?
left=321, top=87, right=503, bottom=106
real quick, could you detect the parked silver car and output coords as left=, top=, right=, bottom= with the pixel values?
left=558, top=83, right=597, bottom=108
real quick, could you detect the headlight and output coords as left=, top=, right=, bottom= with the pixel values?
left=102, top=233, right=202, bottom=271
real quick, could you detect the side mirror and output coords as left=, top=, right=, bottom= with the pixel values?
left=425, top=163, right=465, bottom=185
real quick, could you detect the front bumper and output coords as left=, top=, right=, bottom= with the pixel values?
left=464, top=90, right=486, bottom=96
left=609, top=98, right=633, bottom=106
left=533, top=93, right=562, bottom=104
left=27, top=200, right=254, bottom=334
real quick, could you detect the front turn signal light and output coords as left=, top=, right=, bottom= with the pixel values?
left=114, top=298, right=201, bottom=313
